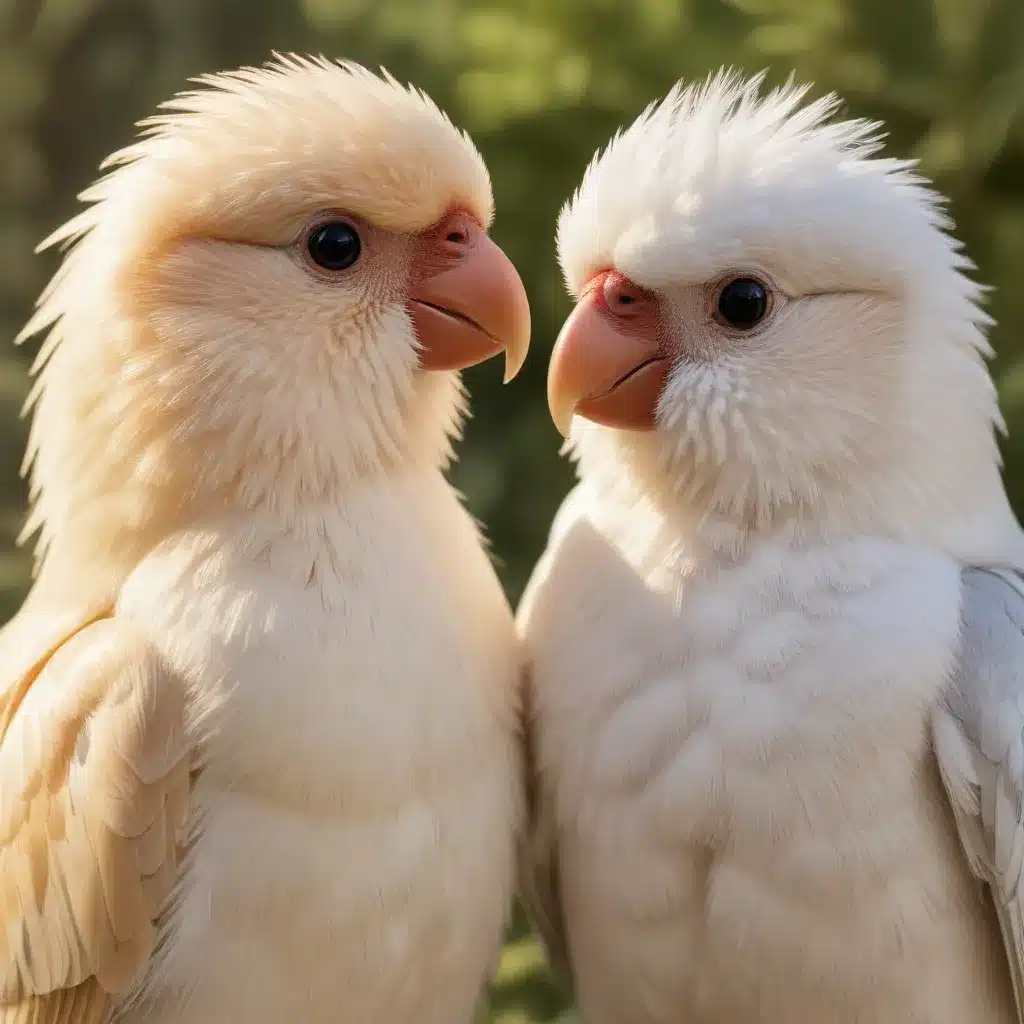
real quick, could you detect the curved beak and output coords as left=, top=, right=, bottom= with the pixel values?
left=409, top=222, right=531, bottom=382
left=547, top=275, right=668, bottom=437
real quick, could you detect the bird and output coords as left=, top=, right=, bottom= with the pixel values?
left=517, top=69, right=1024, bottom=1023
left=0, top=54, right=530, bottom=1023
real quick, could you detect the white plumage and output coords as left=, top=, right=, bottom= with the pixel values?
left=520, top=70, right=1024, bottom=1022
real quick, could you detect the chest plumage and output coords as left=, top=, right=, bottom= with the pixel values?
left=527, top=512, right=1013, bottom=1023
left=110, top=474, right=522, bottom=1023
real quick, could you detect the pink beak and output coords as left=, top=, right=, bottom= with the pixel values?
left=409, top=212, right=531, bottom=382
left=547, top=270, right=669, bottom=436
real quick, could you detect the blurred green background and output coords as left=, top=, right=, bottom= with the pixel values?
left=3, top=0, right=1024, bottom=1019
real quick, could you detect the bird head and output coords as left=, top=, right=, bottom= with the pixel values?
left=17, top=55, right=530, bottom=572
left=550, top=70, right=1021, bottom=558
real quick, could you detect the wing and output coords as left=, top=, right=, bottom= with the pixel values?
left=933, top=565, right=1024, bottom=1023
left=0, top=601, right=192, bottom=1023
left=516, top=657, right=573, bottom=995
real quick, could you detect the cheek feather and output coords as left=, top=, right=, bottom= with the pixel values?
left=659, top=361, right=752, bottom=469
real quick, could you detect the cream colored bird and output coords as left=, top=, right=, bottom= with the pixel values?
left=519, top=70, right=1024, bottom=1023
left=0, top=54, right=530, bottom=1023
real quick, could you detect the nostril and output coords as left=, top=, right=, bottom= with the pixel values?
left=601, top=271, right=645, bottom=315
left=438, top=211, right=477, bottom=251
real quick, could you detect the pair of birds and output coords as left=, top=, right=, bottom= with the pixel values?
left=1, top=52, right=1023, bottom=1024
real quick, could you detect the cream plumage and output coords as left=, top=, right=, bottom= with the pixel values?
left=520, top=71, right=1024, bottom=1022
left=2, top=55, right=529, bottom=1023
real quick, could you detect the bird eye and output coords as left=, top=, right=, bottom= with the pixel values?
left=716, top=278, right=769, bottom=330
left=307, top=221, right=361, bottom=271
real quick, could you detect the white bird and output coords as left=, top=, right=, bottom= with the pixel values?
left=518, top=69, right=1024, bottom=1023
left=1, top=54, right=529, bottom=1023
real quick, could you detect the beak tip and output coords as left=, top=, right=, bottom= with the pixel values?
left=502, top=354, right=520, bottom=385
left=550, top=405, right=574, bottom=439
left=501, top=330, right=530, bottom=384
left=547, top=379, right=576, bottom=437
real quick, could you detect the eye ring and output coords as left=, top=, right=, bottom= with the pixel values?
left=713, top=276, right=771, bottom=331
left=304, top=219, right=362, bottom=272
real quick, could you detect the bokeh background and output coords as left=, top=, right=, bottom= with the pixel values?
left=3, top=0, right=1024, bottom=1019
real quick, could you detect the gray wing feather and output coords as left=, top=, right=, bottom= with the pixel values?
left=933, top=565, right=1024, bottom=1024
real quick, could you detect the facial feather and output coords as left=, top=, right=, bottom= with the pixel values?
left=14, top=55, right=512, bottom=581
left=551, top=69, right=1023, bottom=565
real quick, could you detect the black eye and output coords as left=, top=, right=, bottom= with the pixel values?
left=307, top=221, right=361, bottom=271
left=717, top=278, right=768, bottom=330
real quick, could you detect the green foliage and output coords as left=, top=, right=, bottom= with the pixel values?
left=2, top=0, right=1024, bottom=1018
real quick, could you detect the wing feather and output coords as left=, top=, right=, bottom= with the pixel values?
left=6, top=978, right=108, bottom=1024
left=0, top=604, right=192, bottom=1022
left=934, top=565, right=1024, bottom=1024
